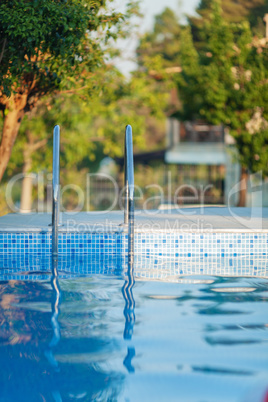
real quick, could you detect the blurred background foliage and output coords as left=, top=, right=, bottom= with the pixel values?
left=0, top=0, right=267, bottom=214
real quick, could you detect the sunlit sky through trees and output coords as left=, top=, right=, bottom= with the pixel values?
left=114, top=0, right=199, bottom=76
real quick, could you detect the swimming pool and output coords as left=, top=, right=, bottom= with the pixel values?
left=0, top=207, right=268, bottom=401
left=0, top=258, right=267, bottom=402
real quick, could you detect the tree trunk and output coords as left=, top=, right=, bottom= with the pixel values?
left=237, top=166, right=248, bottom=207
left=0, top=94, right=27, bottom=182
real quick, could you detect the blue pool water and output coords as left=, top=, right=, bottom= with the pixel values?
left=0, top=264, right=268, bottom=402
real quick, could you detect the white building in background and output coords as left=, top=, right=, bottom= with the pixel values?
left=164, top=118, right=241, bottom=206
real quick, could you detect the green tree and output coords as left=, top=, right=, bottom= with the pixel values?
left=135, top=7, right=183, bottom=130
left=189, top=0, right=267, bottom=44
left=179, top=0, right=268, bottom=205
left=0, top=0, right=138, bottom=182
left=137, top=7, right=181, bottom=69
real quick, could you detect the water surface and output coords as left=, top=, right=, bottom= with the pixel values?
left=0, top=268, right=267, bottom=402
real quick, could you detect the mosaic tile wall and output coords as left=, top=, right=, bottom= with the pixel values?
left=0, top=253, right=127, bottom=281
left=0, top=253, right=267, bottom=281
left=135, top=232, right=268, bottom=257
left=0, top=232, right=127, bottom=255
left=133, top=255, right=268, bottom=280
left=0, top=231, right=268, bottom=257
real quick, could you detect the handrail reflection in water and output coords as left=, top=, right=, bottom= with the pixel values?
left=122, top=259, right=136, bottom=373
left=44, top=257, right=61, bottom=377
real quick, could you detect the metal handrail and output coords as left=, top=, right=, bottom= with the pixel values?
left=52, top=125, right=60, bottom=257
left=124, top=125, right=134, bottom=261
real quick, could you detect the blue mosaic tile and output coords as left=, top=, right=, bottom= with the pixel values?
left=0, top=231, right=267, bottom=259
left=0, top=232, right=126, bottom=255
left=0, top=253, right=128, bottom=281
left=133, top=232, right=268, bottom=258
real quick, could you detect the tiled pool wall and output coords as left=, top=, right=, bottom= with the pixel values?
left=0, top=253, right=127, bottom=281
left=0, top=232, right=126, bottom=255
left=134, top=254, right=268, bottom=279
left=0, top=230, right=267, bottom=281
left=0, top=231, right=267, bottom=257
left=136, top=232, right=268, bottom=257
left=0, top=253, right=266, bottom=281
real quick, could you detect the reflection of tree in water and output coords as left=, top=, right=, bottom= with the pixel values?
left=175, top=276, right=268, bottom=348
left=198, top=277, right=268, bottom=315
left=176, top=277, right=268, bottom=315
left=0, top=279, right=52, bottom=346
left=0, top=262, right=125, bottom=401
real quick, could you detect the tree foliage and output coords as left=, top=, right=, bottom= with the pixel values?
left=0, top=0, right=138, bottom=181
left=0, top=0, right=132, bottom=97
left=6, top=64, right=167, bottom=173
left=179, top=0, right=268, bottom=175
left=188, top=0, right=267, bottom=44
left=135, top=8, right=183, bottom=122
left=137, top=7, right=181, bottom=68
left=1, top=63, right=168, bottom=212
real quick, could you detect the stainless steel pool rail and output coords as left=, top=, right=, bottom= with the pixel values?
left=124, top=125, right=135, bottom=261
left=52, top=125, right=60, bottom=257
